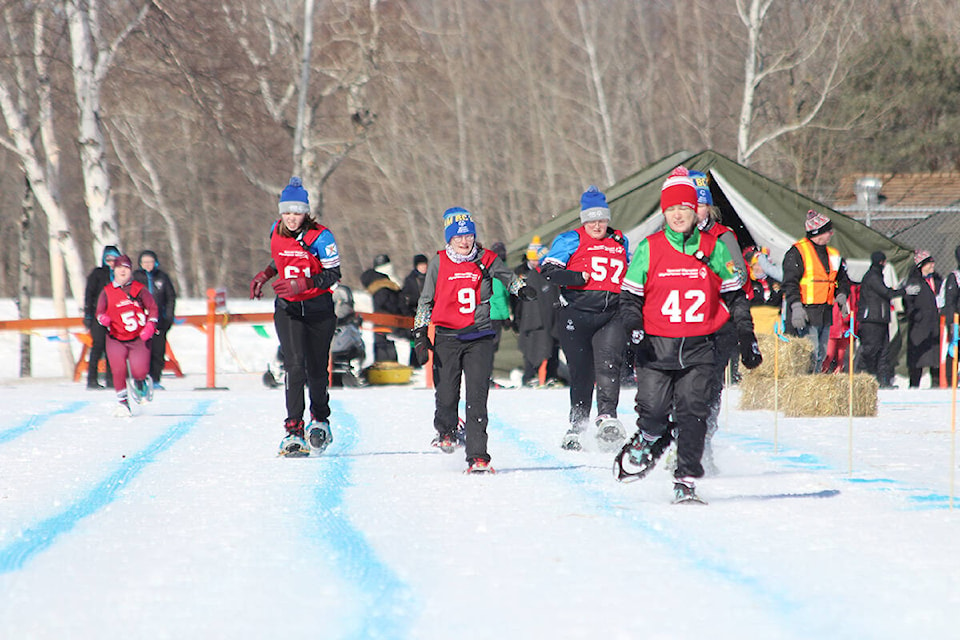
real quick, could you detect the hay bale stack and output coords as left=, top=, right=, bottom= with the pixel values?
left=749, top=334, right=814, bottom=379
left=738, top=372, right=782, bottom=411
left=780, top=374, right=878, bottom=417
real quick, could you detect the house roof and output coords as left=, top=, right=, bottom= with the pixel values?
left=833, top=172, right=960, bottom=210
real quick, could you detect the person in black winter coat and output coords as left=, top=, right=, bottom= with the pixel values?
left=361, top=263, right=406, bottom=362
left=940, top=244, right=960, bottom=382
left=83, top=245, right=120, bottom=388
left=133, top=250, right=178, bottom=388
left=856, top=251, right=904, bottom=387
left=903, top=250, right=942, bottom=388
left=400, top=255, right=428, bottom=367
left=515, top=243, right=560, bottom=386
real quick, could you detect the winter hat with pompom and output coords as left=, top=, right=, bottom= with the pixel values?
left=580, top=186, right=611, bottom=224
left=660, top=166, right=698, bottom=213
left=279, top=177, right=310, bottom=214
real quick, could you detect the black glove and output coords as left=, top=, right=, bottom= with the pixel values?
left=518, top=285, right=538, bottom=301
left=739, top=331, right=763, bottom=370
left=413, top=327, right=433, bottom=365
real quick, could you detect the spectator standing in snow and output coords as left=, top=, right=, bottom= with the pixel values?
left=412, top=207, right=534, bottom=473
left=782, top=210, right=852, bottom=373
left=541, top=185, right=629, bottom=452
left=617, top=166, right=761, bottom=503
left=515, top=238, right=560, bottom=387
left=401, top=254, right=429, bottom=367
left=133, top=250, right=177, bottom=390
left=361, top=258, right=406, bottom=363
left=83, top=245, right=120, bottom=389
left=95, top=254, right=158, bottom=415
left=249, top=177, right=341, bottom=457
left=938, top=245, right=960, bottom=382
left=903, top=250, right=942, bottom=388
left=856, top=251, right=903, bottom=388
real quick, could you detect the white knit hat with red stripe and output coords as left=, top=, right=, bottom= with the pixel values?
left=804, top=209, right=832, bottom=237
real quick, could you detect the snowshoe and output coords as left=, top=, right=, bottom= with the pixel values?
left=561, top=422, right=586, bottom=451
left=431, top=433, right=458, bottom=454
left=465, top=458, right=495, bottom=474
left=595, top=415, right=626, bottom=453
left=114, top=397, right=132, bottom=417
left=126, top=378, right=141, bottom=405
left=672, top=478, right=707, bottom=505
left=613, top=429, right=674, bottom=483
left=278, top=419, right=310, bottom=458
left=136, top=379, right=153, bottom=403
left=305, top=420, right=332, bottom=454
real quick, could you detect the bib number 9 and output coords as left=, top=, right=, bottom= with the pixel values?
left=458, top=288, right=477, bottom=314
left=661, top=289, right=706, bottom=323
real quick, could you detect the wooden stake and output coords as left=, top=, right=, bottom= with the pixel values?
left=848, top=313, right=856, bottom=474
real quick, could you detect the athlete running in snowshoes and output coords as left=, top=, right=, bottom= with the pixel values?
left=617, top=167, right=762, bottom=503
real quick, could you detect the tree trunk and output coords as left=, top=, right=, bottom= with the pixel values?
left=18, top=180, right=32, bottom=378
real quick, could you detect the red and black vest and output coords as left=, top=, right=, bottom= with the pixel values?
left=565, top=227, right=628, bottom=293
left=643, top=231, right=730, bottom=338
left=431, top=249, right=497, bottom=330
left=270, top=224, right=330, bottom=301
left=103, top=281, right=148, bottom=341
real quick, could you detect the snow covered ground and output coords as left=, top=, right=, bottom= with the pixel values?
left=2, top=299, right=960, bottom=639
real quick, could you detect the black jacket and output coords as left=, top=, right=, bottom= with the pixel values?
left=400, top=269, right=425, bottom=317
left=904, top=268, right=942, bottom=368
left=857, top=263, right=903, bottom=325
left=83, top=245, right=120, bottom=328
left=133, top=267, right=177, bottom=331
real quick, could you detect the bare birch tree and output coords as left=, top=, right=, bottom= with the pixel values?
left=63, top=0, right=153, bottom=255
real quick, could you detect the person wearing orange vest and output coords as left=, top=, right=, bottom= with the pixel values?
left=249, top=177, right=342, bottom=457
left=781, top=210, right=851, bottom=372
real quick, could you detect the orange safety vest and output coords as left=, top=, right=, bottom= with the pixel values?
left=794, top=238, right=840, bottom=305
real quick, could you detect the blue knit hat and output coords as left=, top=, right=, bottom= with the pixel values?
left=580, top=185, right=610, bottom=223
left=443, top=207, right=477, bottom=243
left=279, top=177, right=310, bottom=214
left=689, top=171, right=713, bottom=205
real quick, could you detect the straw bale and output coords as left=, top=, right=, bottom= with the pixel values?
left=780, top=374, right=878, bottom=417
left=738, top=372, right=781, bottom=411
left=749, top=334, right=814, bottom=379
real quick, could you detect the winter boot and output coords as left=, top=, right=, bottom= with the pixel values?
left=279, top=419, right=311, bottom=457
left=672, top=476, right=707, bottom=505
left=465, top=458, right=496, bottom=474
left=595, top=415, right=626, bottom=452
left=431, top=433, right=458, bottom=454
left=305, top=418, right=332, bottom=454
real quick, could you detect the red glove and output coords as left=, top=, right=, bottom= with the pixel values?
left=249, top=265, right=278, bottom=299
left=272, top=276, right=311, bottom=298
left=97, top=313, right=111, bottom=327
left=139, top=321, right=157, bottom=342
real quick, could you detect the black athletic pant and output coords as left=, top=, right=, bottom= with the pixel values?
left=87, top=322, right=111, bottom=385
left=909, top=367, right=940, bottom=388
left=433, top=333, right=495, bottom=463
left=148, top=328, right=169, bottom=384
left=634, top=364, right=713, bottom=479
left=858, top=323, right=892, bottom=385
left=274, top=307, right=336, bottom=424
left=557, top=306, right=623, bottom=427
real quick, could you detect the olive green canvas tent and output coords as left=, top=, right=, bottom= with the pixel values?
left=506, top=150, right=913, bottom=281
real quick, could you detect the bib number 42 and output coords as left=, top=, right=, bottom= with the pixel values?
left=661, top=289, right=706, bottom=323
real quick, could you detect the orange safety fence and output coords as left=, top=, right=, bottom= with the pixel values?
left=0, top=306, right=413, bottom=384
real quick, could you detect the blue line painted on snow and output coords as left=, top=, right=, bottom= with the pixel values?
left=310, top=400, right=416, bottom=640
left=0, top=401, right=89, bottom=445
left=490, top=416, right=801, bottom=617
left=0, top=400, right=212, bottom=574
left=720, top=431, right=954, bottom=509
